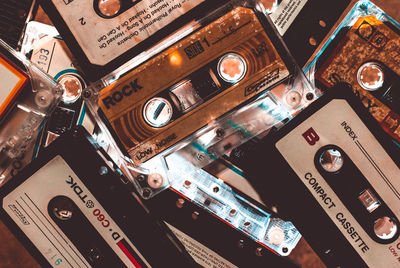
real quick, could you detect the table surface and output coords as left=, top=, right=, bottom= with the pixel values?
left=1, top=1, right=399, bottom=267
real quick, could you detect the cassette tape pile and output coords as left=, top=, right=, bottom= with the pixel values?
left=0, top=39, right=62, bottom=185
left=83, top=0, right=317, bottom=258
left=1, top=0, right=400, bottom=267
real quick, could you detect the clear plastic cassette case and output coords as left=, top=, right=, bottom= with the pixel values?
left=84, top=0, right=317, bottom=255
left=0, top=39, right=62, bottom=185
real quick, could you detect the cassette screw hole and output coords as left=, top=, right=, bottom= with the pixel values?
left=285, top=91, right=302, bottom=108
left=176, top=198, right=185, bottom=208
left=147, top=173, right=164, bottom=189
left=192, top=211, right=200, bottom=220
left=255, top=247, right=263, bottom=257
left=309, top=37, right=317, bottom=46
left=137, top=175, right=146, bottom=182
left=183, top=180, right=191, bottom=188
left=229, top=209, right=237, bottom=217
left=306, top=92, right=314, bottom=101
left=374, top=216, right=398, bottom=240
left=35, top=91, right=51, bottom=108
left=282, top=247, right=289, bottom=254
left=237, top=239, right=245, bottom=248
left=216, top=128, right=225, bottom=138
left=196, top=153, right=205, bottom=162
left=82, top=89, right=92, bottom=99
left=142, top=188, right=151, bottom=199
left=319, top=20, right=327, bottom=28
left=357, top=62, right=384, bottom=91
left=99, top=166, right=108, bottom=175
left=319, top=148, right=344, bottom=173
left=17, top=9, right=26, bottom=19
left=213, top=186, right=219, bottom=193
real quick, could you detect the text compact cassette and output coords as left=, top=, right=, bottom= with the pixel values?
left=241, top=83, right=400, bottom=267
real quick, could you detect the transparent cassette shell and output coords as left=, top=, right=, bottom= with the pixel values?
left=84, top=0, right=316, bottom=255
left=0, top=39, right=63, bottom=185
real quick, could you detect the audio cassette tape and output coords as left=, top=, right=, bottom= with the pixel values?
left=0, top=126, right=199, bottom=267
left=304, top=0, right=400, bottom=147
left=239, top=83, right=400, bottom=267
left=145, top=189, right=299, bottom=267
left=21, top=21, right=95, bottom=150
left=39, top=0, right=227, bottom=81
left=84, top=0, right=312, bottom=257
left=0, top=39, right=62, bottom=185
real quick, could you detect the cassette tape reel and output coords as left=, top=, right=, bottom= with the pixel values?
left=240, top=83, right=400, bottom=267
left=0, top=39, right=62, bottom=185
left=85, top=0, right=315, bottom=257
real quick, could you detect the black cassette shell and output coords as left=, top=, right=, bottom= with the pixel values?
left=238, top=83, right=400, bottom=267
left=0, top=126, right=199, bottom=267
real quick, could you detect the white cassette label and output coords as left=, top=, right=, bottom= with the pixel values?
left=2, top=156, right=150, bottom=267
left=269, top=0, right=308, bottom=35
left=276, top=100, right=400, bottom=267
left=166, top=222, right=238, bottom=268
left=51, top=0, right=205, bottom=66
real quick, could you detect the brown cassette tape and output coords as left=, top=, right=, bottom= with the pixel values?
left=98, top=7, right=290, bottom=165
left=316, top=16, right=400, bottom=144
